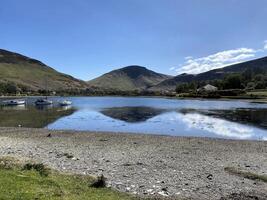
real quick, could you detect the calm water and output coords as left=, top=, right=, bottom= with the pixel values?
left=1, top=97, right=267, bottom=141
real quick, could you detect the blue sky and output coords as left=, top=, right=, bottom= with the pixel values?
left=0, top=0, right=267, bottom=80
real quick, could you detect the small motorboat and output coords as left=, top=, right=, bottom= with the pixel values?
left=59, top=100, right=72, bottom=106
left=35, top=98, right=53, bottom=106
left=3, top=99, right=26, bottom=106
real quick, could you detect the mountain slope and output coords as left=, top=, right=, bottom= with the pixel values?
left=87, top=65, right=172, bottom=91
left=151, top=56, right=267, bottom=91
left=0, top=49, right=87, bottom=91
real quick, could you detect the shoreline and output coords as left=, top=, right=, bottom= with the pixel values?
left=0, top=127, right=266, bottom=199
left=1, top=95, right=267, bottom=102
left=1, top=126, right=266, bottom=143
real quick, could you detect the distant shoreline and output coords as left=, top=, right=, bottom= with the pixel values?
left=0, top=127, right=266, bottom=199
left=1, top=94, right=267, bottom=103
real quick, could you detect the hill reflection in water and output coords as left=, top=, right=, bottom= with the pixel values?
left=100, top=106, right=166, bottom=123
left=0, top=105, right=76, bottom=128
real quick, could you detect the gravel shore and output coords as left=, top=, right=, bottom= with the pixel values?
left=0, top=127, right=266, bottom=199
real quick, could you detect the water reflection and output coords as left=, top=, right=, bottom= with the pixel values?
left=60, top=105, right=73, bottom=111
left=100, top=106, right=166, bottom=123
left=0, top=105, right=75, bottom=128
left=198, top=108, right=267, bottom=129
left=1, top=104, right=27, bottom=111
left=178, top=113, right=254, bottom=139
left=35, top=104, right=54, bottom=110
left=1, top=97, right=267, bottom=140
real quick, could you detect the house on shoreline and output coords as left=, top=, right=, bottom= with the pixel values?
left=197, top=84, right=218, bottom=93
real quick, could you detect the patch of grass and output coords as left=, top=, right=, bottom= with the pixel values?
left=246, top=90, right=267, bottom=97
left=224, top=167, right=267, bottom=183
left=23, top=163, right=50, bottom=177
left=0, top=157, right=136, bottom=200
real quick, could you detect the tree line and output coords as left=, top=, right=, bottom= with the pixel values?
left=176, top=67, right=267, bottom=93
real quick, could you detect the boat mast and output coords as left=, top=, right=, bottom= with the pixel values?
left=45, top=75, right=48, bottom=99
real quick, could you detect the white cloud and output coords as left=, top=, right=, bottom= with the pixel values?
left=185, top=56, right=193, bottom=60
left=175, top=48, right=257, bottom=75
left=171, top=40, right=267, bottom=75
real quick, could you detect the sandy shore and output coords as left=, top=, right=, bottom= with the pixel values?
left=0, top=127, right=266, bottom=199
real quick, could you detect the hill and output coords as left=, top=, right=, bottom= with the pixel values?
left=0, top=49, right=87, bottom=92
left=151, top=56, right=267, bottom=91
left=87, top=65, right=172, bottom=91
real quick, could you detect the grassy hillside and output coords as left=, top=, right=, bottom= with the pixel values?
left=0, top=49, right=87, bottom=92
left=88, top=65, right=171, bottom=91
left=151, top=56, right=267, bottom=91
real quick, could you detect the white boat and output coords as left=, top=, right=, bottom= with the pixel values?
left=59, top=100, right=72, bottom=106
left=3, top=99, right=26, bottom=106
left=35, top=76, right=54, bottom=106
left=35, top=98, right=53, bottom=106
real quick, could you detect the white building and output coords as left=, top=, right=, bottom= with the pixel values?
left=197, top=84, right=218, bottom=92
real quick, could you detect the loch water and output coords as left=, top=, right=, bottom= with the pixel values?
left=1, top=97, right=267, bottom=141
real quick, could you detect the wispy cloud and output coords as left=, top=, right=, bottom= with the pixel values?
left=171, top=40, right=267, bottom=75
left=175, top=48, right=256, bottom=75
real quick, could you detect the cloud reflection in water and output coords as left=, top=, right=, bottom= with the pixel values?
left=180, top=113, right=254, bottom=139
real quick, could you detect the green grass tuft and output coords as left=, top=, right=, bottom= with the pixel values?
left=90, top=174, right=107, bottom=188
left=22, top=163, right=50, bottom=177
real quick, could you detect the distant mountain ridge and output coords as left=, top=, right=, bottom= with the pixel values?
left=0, top=49, right=87, bottom=91
left=87, top=65, right=172, bottom=91
left=150, top=56, right=267, bottom=91
left=1, top=48, right=266, bottom=94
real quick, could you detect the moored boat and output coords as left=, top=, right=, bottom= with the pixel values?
left=3, top=99, right=26, bottom=106
left=35, top=76, right=53, bottom=106
left=59, top=100, right=72, bottom=106
left=35, top=98, right=53, bottom=106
